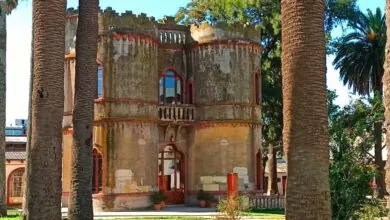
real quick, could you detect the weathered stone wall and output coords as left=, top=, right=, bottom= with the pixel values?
left=94, top=9, right=160, bottom=211
left=158, top=49, right=187, bottom=78
left=93, top=123, right=158, bottom=211
left=63, top=9, right=262, bottom=210
left=188, top=23, right=261, bottom=196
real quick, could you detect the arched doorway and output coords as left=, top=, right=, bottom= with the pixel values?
left=158, top=145, right=184, bottom=204
left=7, top=168, right=25, bottom=205
left=256, top=151, right=263, bottom=191
left=92, top=148, right=103, bottom=194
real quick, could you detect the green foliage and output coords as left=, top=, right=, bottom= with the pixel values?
left=354, top=199, right=388, bottom=220
left=196, top=189, right=210, bottom=201
left=217, top=195, right=251, bottom=220
left=149, top=190, right=167, bottom=204
left=0, top=0, right=19, bottom=16
left=332, top=7, right=386, bottom=96
left=328, top=94, right=387, bottom=219
left=325, top=0, right=359, bottom=32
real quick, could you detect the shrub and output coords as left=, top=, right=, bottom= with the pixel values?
left=216, top=195, right=252, bottom=220
left=150, top=190, right=166, bottom=204
left=354, top=198, right=388, bottom=220
left=196, top=189, right=210, bottom=201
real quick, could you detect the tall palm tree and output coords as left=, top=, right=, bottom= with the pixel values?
left=24, top=0, right=66, bottom=219
left=67, top=0, right=98, bottom=219
left=0, top=0, right=19, bottom=216
left=383, top=0, right=390, bottom=218
left=332, top=8, right=386, bottom=198
left=281, top=0, right=331, bottom=219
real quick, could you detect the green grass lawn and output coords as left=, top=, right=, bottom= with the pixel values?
left=0, top=208, right=286, bottom=220
left=0, top=209, right=22, bottom=220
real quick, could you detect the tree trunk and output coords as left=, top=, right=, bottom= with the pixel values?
left=22, top=16, right=34, bottom=218
left=281, top=0, right=331, bottom=219
left=67, top=0, right=98, bottom=219
left=267, top=143, right=279, bottom=195
left=24, top=0, right=66, bottom=219
left=262, top=154, right=268, bottom=193
left=0, top=3, right=8, bottom=217
left=383, top=0, right=390, bottom=217
left=374, top=120, right=385, bottom=198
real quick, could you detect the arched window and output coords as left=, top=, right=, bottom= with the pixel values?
left=159, top=70, right=183, bottom=104
left=9, top=168, right=24, bottom=197
left=97, top=65, right=103, bottom=98
left=92, top=149, right=102, bottom=193
left=255, top=72, right=260, bottom=105
left=188, top=82, right=193, bottom=104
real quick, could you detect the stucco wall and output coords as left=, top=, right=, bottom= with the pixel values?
left=190, top=126, right=256, bottom=192
left=6, top=160, right=25, bottom=205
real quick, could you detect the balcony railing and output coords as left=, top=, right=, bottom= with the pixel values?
left=159, top=30, right=187, bottom=45
left=158, top=105, right=195, bottom=122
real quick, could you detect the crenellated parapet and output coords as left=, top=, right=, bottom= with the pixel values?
left=98, top=7, right=158, bottom=39
left=190, top=22, right=261, bottom=45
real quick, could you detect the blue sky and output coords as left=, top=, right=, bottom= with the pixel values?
left=4, top=0, right=385, bottom=125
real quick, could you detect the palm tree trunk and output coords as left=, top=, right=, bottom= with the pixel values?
left=67, top=0, right=98, bottom=219
left=281, top=0, right=331, bottom=219
left=22, top=16, right=34, bottom=217
left=267, top=143, right=279, bottom=195
left=0, top=2, right=8, bottom=217
left=383, top=0, right=390, bottom=217
left=24, top=0, right=66, bottom=219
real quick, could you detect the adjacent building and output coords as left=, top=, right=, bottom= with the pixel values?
left=5, top=120, right=27, bottom=206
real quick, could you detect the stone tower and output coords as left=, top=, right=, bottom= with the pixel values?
left=62, top=7, right=262, bottom=211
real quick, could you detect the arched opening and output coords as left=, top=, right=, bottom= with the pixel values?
left=97, top=64, right=103, bottom=98
left=255, top=72, right=260, bottom=105
left=188, top=82, right=193, bottom=104
left=92, top=149, right=103, bottom=193
left=158, top=145, right=185, bottom=204
left=256, top=151, right=263, bottom=191
left=159, top=70, right=183, bottom=104
left=7, top=168, right=25, bottom=205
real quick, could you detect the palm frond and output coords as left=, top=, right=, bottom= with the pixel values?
left=332, top=7, right=386, bottom=97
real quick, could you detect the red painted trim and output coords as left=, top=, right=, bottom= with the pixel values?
left=194, top=120, right=261, bottom=129
left=111, top=33, right=159, bottom=45
left=7, top=167, right=25, bottom=205
left=94, top=118, right=159, bottom=126
left=92, top=192, right=152, bottom=199
left=256, top=151, right=263, bottom=191
left=63, top=111, right=72, bottom=116
left=159, top=68, right=185, bottom=104
left=159, top=67, right=182, bottom=77
left=189, top=40, right=262, bottom=53
left=97, top=59, right=105, bottom=99
left=195, top=103, right=258, bottom=107
left=95, top=98, right=157, bottom=105
left=158, top=144, right=185, bottom=204
left=93, top=149, right=103, bottom=194
left=63, top=128, right=73, bottom=135
left=187, top=190, right=264, bottom=196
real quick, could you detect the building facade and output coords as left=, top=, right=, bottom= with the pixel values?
left=5, top=122, right=27, bottom=207
left=63, top=7, right=263, bottom=211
